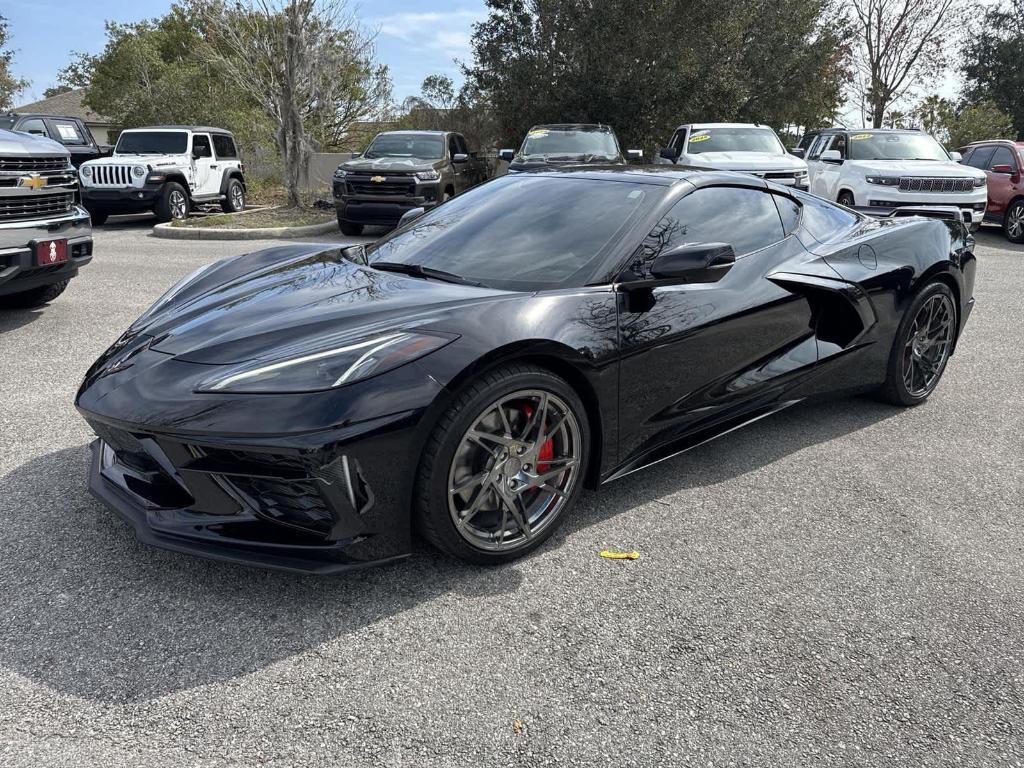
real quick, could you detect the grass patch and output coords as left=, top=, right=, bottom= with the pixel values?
left=171, top=206, right=335, bottom=230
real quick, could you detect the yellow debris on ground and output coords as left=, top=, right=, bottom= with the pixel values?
left=599, top=549, right=640, bottom=560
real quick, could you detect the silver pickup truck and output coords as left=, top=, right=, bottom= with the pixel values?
left=0, top=128, right=93, bottom=308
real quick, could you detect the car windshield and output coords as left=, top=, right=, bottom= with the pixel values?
left=848, top=132, right=949, bottom=161
left=116, top=131, right=188, bottom=154
left=519, top=129, right=619, bottom=159
left=363, top=133, right=444, bottom=160
left=686, top=127, right=785, bottom=155
left=366, top=175, right=658, bottom=291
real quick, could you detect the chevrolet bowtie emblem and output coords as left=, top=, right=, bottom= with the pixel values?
left=18, top=173, right=48, bottom=190
left=370, top=175, right=386, bottom=183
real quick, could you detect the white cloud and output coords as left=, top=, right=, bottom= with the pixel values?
left=371, top=11, right=482, bottom=61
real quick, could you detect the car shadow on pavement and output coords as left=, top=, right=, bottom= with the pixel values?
left=0, top=305, right=47, bottom=333
left=0, top=395, right=900, bottom=703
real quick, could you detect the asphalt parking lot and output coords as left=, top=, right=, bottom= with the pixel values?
left=1, top=216, right=1022, bottom=767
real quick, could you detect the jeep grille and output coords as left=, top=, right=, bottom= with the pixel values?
left=89, top=165, right=137, bottom=187
left=898, top=177, right=974, bottom=193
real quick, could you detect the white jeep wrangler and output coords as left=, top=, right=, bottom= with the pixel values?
left=79, top=126, right=246, bottom=225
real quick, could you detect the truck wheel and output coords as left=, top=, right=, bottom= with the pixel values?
left=0, top=280, right=69, bottom=309
left=1003, top=199, right=1024, bottom=244
left=337, top=213, right=363, bottom=236
left=221, top=178, right=245, bottom=213
left=155, top=183, right=190, bottom=223
left=837, top=191, right=856, bottom=208
left=88, top=209, right=108, bottom=226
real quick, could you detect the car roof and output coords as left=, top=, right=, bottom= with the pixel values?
left=962, top=138, right=1024, bottom=148
left=512, top=164, right=775, bottom=189
left=530, top=123, right=614, bottom=132
left=4, top=112, right=82, bottom=120
left=675, top=122, right=775, bottom=130
left=124, top=126, right=234, bottom=135
left=816, top=128, right=924, bottom=134
left=374, top=130, right=449, bottom=136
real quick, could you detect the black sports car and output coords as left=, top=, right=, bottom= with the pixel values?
left=76, top=167, right=976, bottom=573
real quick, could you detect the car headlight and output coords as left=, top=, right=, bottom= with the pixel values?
left=973, top=177, right=986, bottom=188
left=794, top=169, right=808, bottom=177
left=334, top=168, right=348, bottom=178
left=866, top=175, right=900, bottom=186
left=415, top=169, right=440, bottom=181
left=133, top=165, right=146, bottom=178
left=81, top=165, right=92, bottom=177
left=195, top=331, right=457, bottom=394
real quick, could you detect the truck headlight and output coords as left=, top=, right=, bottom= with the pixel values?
left=133, top=165, right=146, bottom=178
left=415, top=170, right=440, bottom=181
left=334, top=168, right=348, bottom=178
left=973, top=177, right=986, bottom=188
left=195, top=331, right=457, bottom=393
left=866, top=175, right=900, bottom=186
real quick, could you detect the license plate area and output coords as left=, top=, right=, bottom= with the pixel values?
left=34, top=239, right=68, bottom=266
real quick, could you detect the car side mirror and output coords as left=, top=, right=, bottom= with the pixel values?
left=992, top=163, right=1014, bottom=174
left=192, top=148, right=206, bottom=160
left=791, top=147, right=806, bottom=158
left=821, top=149, right=842, bottom=164
left=626, top=149, right=643, bottom=161
left=397, top=207, right=426, bottom=228
left=652, top=242, right=736, bottom=283
left=948, top=151, right=963, bottom=162
left=658, top=146, right=680, bottom=162
left=499, top=148, right=514, bottom=162
left=452, top=153, right=468, bottom=164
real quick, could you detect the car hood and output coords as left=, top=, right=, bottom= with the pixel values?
left=683, top=152, right=806, bottom=172
left=846, top=159, right=985, bottom=179
left=509, top=155, right=625, bottom=171
left=340, top=157, right=443, bottom=174
left=0, top=128, right=69, bottom=157
left=84, top=153, right=190, bottom=168
left=138, top=245, right=510, bottom=365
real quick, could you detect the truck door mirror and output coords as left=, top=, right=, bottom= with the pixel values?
left=498, top=149, right=514, bottom=162
left=626, top=149, right=643, bottom=161
left=821, top=149, right=842, bottom=164
left=658, top=146, right=680, bottom=162
left=452, top=153, right=468, bottom=164
left=791, top=147, right=806, bottom=158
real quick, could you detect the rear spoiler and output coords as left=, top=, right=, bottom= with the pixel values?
left=853, top=205, right=968, bottom=224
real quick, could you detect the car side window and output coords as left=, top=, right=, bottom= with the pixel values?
left=807, top=134, right=830, bottom=160
left=19, top=118, right=49, bottom=138
left=212, top=134, right=238, bottom=159
left=966, top=146, right=995, bottom=170
left=447, top=134, right=460, bottom=158
left=958, top=148, right=974, bottom=165
left=49, top=119, right=87, bottom=145
left=800, top=194, right=858, bottom=241
left=192, top=134, right=212, bottom=158
left=632, top=187, right=786, bottom=275
left=990, top=147, right=1015, bottom=170
left=670, top=129, right=686, bottom=151
left=828, top=134, right=848, bottom=159
left=797, top=133, right=817, bottom=151
left=774, top=194, right=801, bottom=235
left=455, top=135, right=469, bottom=155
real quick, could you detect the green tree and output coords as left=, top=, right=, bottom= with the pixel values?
left=961, top=0, right=1024, bottom=139
left=943, top=100, right=1016, bottom=148
left=398, top=74, right=497, bottom=149
left=0, top=15, right=29, bottom=110
left=464, top=0, right=850, bottom=152
left=42, top=85, right=74, bottom=99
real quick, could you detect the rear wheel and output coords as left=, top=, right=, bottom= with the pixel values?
left=1003, top=199, right=1024, bottom=244
left=337, top=213, right=363, bottom=236
left=416, top=365, right=590, bottom=563
left=155, top=182, right=189, bottom=223
left=837, top=191, right=856, bottom=208
left=221, top=178, right=245, bottom=213
left=0, top=280, right=69, bottom=309
left=877, top=282, right=957, bottom=406
left=87, top=209, right=108, bottom=226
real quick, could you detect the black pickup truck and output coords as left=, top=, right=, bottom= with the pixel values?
left=0, top=113, right=108, bottom=168
left=332, top=130, right=488, bottom=235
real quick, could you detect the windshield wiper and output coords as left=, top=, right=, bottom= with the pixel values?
left=371, top=261, right=484, bottom=287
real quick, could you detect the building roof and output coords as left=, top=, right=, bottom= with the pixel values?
left=13, top=88, right=111, bottom=124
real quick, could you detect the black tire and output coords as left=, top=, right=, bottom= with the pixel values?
left=220, top=178, right=245, bottom=213
left=415, top=364, right=590, bottom=564
left=154, top=182, right=189, bottom=223
left=337, top=214, right=363, bottom=236
left=88, top=209, right=108, bottom=226
left=837, top=191, right=856, bottom=208
left=0, top=280, right=69, bottom=309
left=1003, top=198, right=1024, bottom=244
left=876, top=281, right=957, bottom=407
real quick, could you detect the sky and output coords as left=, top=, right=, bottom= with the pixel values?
left=4, top=0, right=489, bottom=105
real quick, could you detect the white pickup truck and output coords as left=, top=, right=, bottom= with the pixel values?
left=799, top=128, right=987, bottom=228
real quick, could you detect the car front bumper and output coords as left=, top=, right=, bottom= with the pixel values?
left=333, top=178, right=441, bottom=226
left=0, top=207, right=93, bottom=296
left=82, top=185, right=163, bottom=212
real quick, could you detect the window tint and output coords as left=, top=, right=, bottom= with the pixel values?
left=797, top=133, right=817, bottom=150
left=116, top=131, right=188, bottom=154
left=990, top=147, right=1015, bottom=170
left=774, top=195, right=801, bottom=235
left=447, top=134, right=459, bottom=157
left=367, top=175, right=658, bottom=291
left=454, top=134, right=469, bottom=155
left=19, top=118, right=48, bottom=137
left=636, top=187, right=785, bottom=270
left=965, top=146, right=995, bottom=169
left=827, top=134, right=848, bottom=159
left=212, top=134, right=238, bottom=159
left=808, top=133, right=832, bottom=160
left=192, top=134, right=212, bottom=158
left=958, top=148, right=974, bottom=165
left=669, top=130, right=686, bottom=151
left=800, top=194, right=857, bottom=241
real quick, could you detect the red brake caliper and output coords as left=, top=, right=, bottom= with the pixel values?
left=520, top=403, right=554, bottom=473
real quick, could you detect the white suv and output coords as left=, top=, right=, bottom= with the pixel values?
left=801, top=129, right=987, bottom=227
left=655, top=122, right=809, bottom=189
left=79, top=126, right=246, bottom=225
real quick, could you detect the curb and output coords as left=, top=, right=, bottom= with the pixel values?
left=152, top=220, right=339, bottom=241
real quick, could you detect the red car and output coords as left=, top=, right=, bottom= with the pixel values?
left=959, top=139, right=1024, bottom=243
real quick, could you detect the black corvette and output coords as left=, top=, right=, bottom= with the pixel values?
left=76, top=167, right=975, bottom=573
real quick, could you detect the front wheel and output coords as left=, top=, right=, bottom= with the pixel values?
left=837, top=191, right=856, bottom=208
left=155, top=182, right=190, bottom=223
left=877, top=282, right=957, bottom=406
left=0, top=280, right=69, bottom=309
left=1003, top=199, right=1024, bottom=243
left=415, top=365, right=590, bottom=563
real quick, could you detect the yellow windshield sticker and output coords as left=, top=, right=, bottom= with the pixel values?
left=527, top=130, right=549, bottom=138
left=851, top=133, right=871, bottom=140
left=689, top=134, right=711, bottom=143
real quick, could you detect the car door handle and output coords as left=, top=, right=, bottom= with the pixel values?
left=210, top=164, right=218, bottom=169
